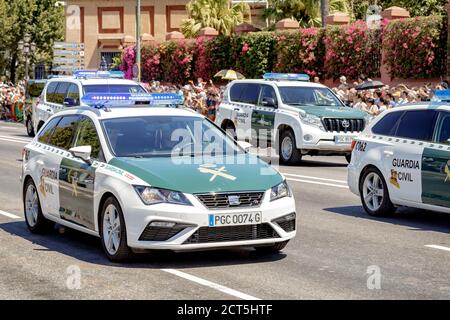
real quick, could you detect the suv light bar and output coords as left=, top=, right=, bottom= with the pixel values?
left=73, top=70, right=125, bottom=79
left=81, top=93, right=184, bottom=108
left=431, top=89, right=450, bottom=102
left=263, top=73, right=310, bottom=82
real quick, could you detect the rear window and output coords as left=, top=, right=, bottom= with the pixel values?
left=229, top=83, right=260, bottom=105
left=26, top=82, right=46, bottom=99
left=372, top=111, right=404, bottom=136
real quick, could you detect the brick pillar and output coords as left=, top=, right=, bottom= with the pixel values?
left=198, top=27, right=219, bottom=40
left=380, top=7, right=410, bottom=83
left=275, top=18, right=299, bottom=31
left=234, top=23, right=258, bottom=35
left=141, top=33, right=155, bottom=46
left=325, top=12, right=350, bottom=26
left=166, top=31, right=185, bottom=41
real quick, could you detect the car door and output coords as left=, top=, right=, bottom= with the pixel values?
left=252, top=84, right=277, bottom=146
left=34, top=116, right=63, bottom=217
left=386, top=110, right=438, bottom=203
left=229, top=83, right=255, bottom=141
left=422, top=111, right=450, bottom=208
left=59, top=115, right=103, bottom=230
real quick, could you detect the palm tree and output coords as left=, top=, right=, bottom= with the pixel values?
left=181, top=0, right=251, bottom=38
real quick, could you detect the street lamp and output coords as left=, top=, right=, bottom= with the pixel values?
left=18, top=33, right=36, bottom=80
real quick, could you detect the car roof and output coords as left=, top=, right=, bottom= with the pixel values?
left=229, top=79, right=328, bottom=88
left=385, top=102, right=450, bottom=112
left=52, top=106, right=203, bottom=121
left=46, top=77, right=141, bottom=86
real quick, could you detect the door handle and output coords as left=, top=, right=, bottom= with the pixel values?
left=423, top=157, right=434, bottom=163
left=233, top=108, right=240, bottom=112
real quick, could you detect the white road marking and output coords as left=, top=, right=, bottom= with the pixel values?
left=0, top=210, right=21, bottom=219
left=161, top=269, right=260, bottom=300
left=287, top=177, right=349, bottom=189
left=282, top=172, right=347, bottom=184
left=0, top=135, right=31, bottom=142
left=425, top=245, right=450, bottom=252
left=0, top=137, right=30, bottom=144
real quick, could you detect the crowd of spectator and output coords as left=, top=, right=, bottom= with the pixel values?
left=0, top=80, right=26, bottom=121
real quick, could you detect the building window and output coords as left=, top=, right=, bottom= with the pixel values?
left=100, top=52, right=121, bottom=70
left=141, top=6, right=155, bottom=36
left=166, top=5, right=187, bottom=32
left=98, top=7, right=124, bottom=34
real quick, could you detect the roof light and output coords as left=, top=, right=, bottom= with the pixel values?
left=432, top=90, right=450, bottom=102
left=73, top=70, right=125, bottom=79
left=263, top=73, right=310, bottom=81
left=81, top=93, right=184, bottom=108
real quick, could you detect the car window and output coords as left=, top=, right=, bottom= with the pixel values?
left=72, top=116, right=103, bottom=160
left=239, top=84, right=260, bottom=105
left=229, top=83, right=245, bottom=102
left=48, top=115, right=80, bottom=150
left=45, top=82, right=59, bottom=103
left=259, top=85, right=277, bottom=106
left=436, top=112, right=450, bottom=145
left=372, top=111, right=404, bottom=136
left=53, top=82, right=71, bottom=105
left=395, top=110, right=438, bottom=141
left=66, top=84, right=80, bottom=106
left=37, top=117, right=61, bottom=144
left=278, top=87, right=343, bottom=107
left=26, top=81, right=46, bottom=99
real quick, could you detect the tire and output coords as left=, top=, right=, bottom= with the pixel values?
left=359, top=167, right=396, bottom=217
left=345, top=153, right=352, bottom=163
left=23, top=179, right=54, bottom=233
left=279, top=130, right=302, bottom=165
left=26, top=118, right=35, bottom=137
left=225, top=121, right=237, bottom=140
left=255, top=240, right=289, bottom=253
left=99, top=197, right=133, bottom=262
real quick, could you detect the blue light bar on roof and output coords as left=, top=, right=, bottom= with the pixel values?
left=263, top=73, right=310, bottom=81
left=81, top=93, right=184, bottom=107
left=432, top=89, right=450, bottom=101
left=73, top=70, right=125, bottom=79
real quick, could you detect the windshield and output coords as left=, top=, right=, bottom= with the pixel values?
left=83, top=84, right=146, bottom=94
left=279, top=86, right=343, bottom=107
left=102, top=116, right=242, bottom=158
left=26, top=82, right=46, bottom=99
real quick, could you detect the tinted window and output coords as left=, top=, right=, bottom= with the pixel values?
left=239, top=84, right=260, bottom=105
left=437, top=112, right=450, bottom=145
left=66, top=84, right=80, bottom=106
left=372, top=111, right=404, bottom=136
left=259, top=85, right=277, bottom=106
left=230, top=84, right=245, bottom=102
left=48, top=116, right=80, bottom=149
left=395, top=110, right=437, bottom=141
left=26, top=81, right=46, bottom=99
left=82, top=84, right=146, bottom=94
left=46, top=82, right=59, bottom=103
left=37, top=117, right=61, bottom=144
left=53, top=82, right=70, bottom=105
left=278, top=87, right=343, bottom=107
left=73, top=117, right=102, bottom=159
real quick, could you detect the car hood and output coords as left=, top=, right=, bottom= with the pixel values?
left=295, top=105, right=366, bottom=119
left=108, top=153, right=283, bottom=194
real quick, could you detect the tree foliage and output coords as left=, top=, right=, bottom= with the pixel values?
left=181, top=0, right=251, bottom=37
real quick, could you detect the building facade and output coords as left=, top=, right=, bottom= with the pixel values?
left=65, top=0, right=266, bottom=70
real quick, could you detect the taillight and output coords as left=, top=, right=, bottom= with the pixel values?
left=351, top=140, right=357, bottom=151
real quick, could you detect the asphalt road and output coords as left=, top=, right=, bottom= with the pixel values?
left=0, top=121, right=449, bottom=300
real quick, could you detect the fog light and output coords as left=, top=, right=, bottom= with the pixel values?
left=149, top=221, right=176, bottom=228
left=303, top=134, right=313, bottom=142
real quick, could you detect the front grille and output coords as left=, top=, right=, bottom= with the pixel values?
left=139, top=223, right=193, bottom=241
left=322, top=118, right=365, bottom=133
left=196, top=192, right=264, bottom=210
left=184, top=223, right=279, bottom=244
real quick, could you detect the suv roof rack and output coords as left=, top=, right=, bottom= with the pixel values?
left=262, top=73, right=310, bottom=82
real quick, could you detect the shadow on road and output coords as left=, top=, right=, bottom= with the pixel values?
left=0, top=221, right=287, bottom=268
left=324, top=205, right=450, bottom=234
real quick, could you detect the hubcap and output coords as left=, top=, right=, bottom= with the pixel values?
left=362, top=172, right=384, bottom=211
left=281, top=136, right=293, bottom=160
left=102, top=204, right=121, bottom=255
left=25, top=184, right=39, bottom=227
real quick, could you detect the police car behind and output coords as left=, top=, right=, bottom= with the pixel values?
left=215, top=73, right=370, bottom=165
left=348, top=103, right=450, bottom=216
left=33, top=70, right=147, bottom=134
left=22, top=93, right=296, bottom=261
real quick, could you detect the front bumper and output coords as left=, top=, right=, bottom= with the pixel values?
left=124, top=190, right=296, bottom=251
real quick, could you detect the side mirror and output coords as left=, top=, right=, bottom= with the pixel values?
left=237, top=141, right=252, bottom=152
left=63, top=97, right=78, bottom=107
left=262, top=98, right=276, bottom=107
left=69, top=146, right=92, bottom=163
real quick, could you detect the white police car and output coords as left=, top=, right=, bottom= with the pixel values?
left=215, top=73, right=370, bottom=164
left=22, top=93, right=296, bottom=261
left=348, top=103, right=450, bottom=216
left=32, top=70, right=147, bottom=134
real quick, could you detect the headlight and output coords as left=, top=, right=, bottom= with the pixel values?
left=270, top=181, right=291, bottom=201
left=300, top=113, right=325, bottom=131
left=134, top=186, right=192, bottom=206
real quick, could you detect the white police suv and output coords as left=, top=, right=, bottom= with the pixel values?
left=215, top=73, right=370, bottom=165
left=22, top=93, right=296, bottom=261
left=32, top=70, right=147, bottom=134
left=348, top=103, right=450, bottom=216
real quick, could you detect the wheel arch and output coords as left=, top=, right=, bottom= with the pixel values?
left=96, top=190, right=122, bottom=233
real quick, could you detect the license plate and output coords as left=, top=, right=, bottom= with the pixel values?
left=209, top=212, right=262, bottom=227
left=335, top=135, right=356, bottom=144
